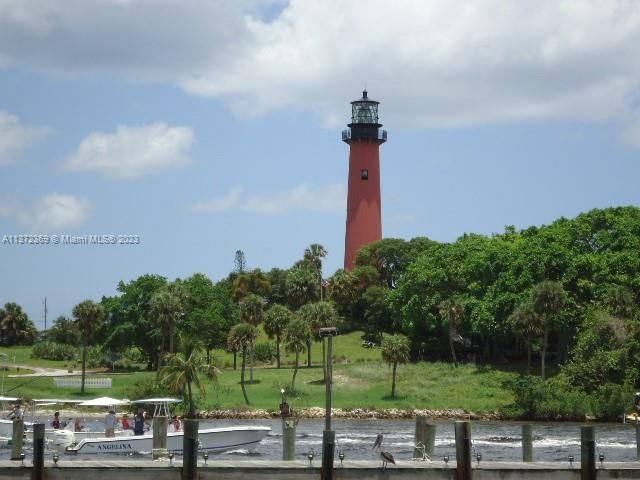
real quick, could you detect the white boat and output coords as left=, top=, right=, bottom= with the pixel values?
left=64, top=425, right=272, bottom=454
left=62, top=397, right=271, bottom=455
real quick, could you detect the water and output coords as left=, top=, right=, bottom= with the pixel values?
left=2, top=418, right=639, bottom=462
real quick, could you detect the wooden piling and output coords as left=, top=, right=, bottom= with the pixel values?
left=636, top=423, right=640, bottom=460
left=454, top=420, right=472, bottom=480
left=581, top=426, right=595, bottom=480
left=282, top=418, right=297, bottom=461
left=414, top=415, right=435, bottom=459
left=152, top=416, right=168, bottom=460
left=32, top=423, right=45, bottom=480
left=522, top=424, right=533, bottom=462
left=10, top=418, right=24, bottom=460
left=182, top=419, right=198, bottom=480
left=321, top=429, right=335, bottom=480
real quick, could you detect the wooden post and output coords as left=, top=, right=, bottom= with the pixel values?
left=581, top=426, right=595, bottom=480
left=152, top=416, right=168, bottom=460
left=454, top=421, right=472, bottom=480
left=32, top=423, right=45, bottom=480
left=522, top=424, right=533, bottom=462
left=636, top=423, right=640, bottom=460
left=10, top=418, right=24, bottom=460
left=182, top=419, right=198, bottom=480
left=414, top=415, right=436, bottom=459
left=321, top=429, right=335, bottom=480
left=282, top=418, right=297, bottom=460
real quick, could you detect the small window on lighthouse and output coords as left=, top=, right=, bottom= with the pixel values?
left=361, top=169, right=369, bottom=180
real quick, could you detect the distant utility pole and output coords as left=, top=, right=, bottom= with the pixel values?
left=43, top=297, right=48, bottom=330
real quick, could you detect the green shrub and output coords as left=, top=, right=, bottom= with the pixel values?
left=588, top=383, right=633, bottom=420
left=31, top=341, right=75, bottom=361
left=506, top=374, right=588, bottom=420
left=253, top=342, right=276, bottom=363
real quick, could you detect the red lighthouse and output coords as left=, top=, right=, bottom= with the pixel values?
left=342, top=90, right=387, bottom=270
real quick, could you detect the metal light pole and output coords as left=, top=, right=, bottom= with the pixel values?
left=319, top=327, right=338, bottom=480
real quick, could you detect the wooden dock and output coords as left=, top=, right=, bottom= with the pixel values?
left=2, top=459, right=640, bottom=480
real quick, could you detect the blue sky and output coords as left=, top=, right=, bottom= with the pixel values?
left=1, top=0, right=639, bottom=327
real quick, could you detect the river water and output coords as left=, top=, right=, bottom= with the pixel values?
left=3, top=418, right=639, bottom=463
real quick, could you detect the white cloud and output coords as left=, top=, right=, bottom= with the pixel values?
left=65, top=123, right=195, bottom=179
left=0, top=193, right=91, bottom=232
left=193, top=183, right=346, bottom=215
left=2, top=1, right=640, bottom=138
left=0, top=111, right=49, bottom=165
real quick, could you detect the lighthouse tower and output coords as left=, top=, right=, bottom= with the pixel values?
left=342, top=90, right=387, bottom=270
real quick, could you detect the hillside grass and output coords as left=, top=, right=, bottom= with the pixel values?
left=0, top=331, right=518, bottom=415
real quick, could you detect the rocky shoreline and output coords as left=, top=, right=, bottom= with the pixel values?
left=199, top=407, right=503, bottom=421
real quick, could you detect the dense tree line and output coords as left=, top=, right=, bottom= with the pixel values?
left=4, top=206, right=639, bottom=417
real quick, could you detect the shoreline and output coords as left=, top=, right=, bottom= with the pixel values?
left=199, top=407, right=502, bottom=421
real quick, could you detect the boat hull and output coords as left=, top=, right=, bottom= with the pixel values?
left=65, top=426, right=271, bottom=455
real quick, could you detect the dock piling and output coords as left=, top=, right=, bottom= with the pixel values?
left=414, top=415, right=435, bottom=459
left=32, top=423, right=44, bottom=480
left=454, top=420, right=472, bottom=480
left=581, top=426, right=595, bottom=480
left=152, top=415, right=168, bottom=460
left=522, top=424, right=533, bottom=462
left=182, top=419, right=198, bottom=480
left=10, top=418, right=24, bottom=461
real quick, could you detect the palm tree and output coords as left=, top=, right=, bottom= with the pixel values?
left=304, top=243, right=327, bottom=299
left=0, top=303, right=38, bottom=346
left=530, top=281, right=567, bottom=380
left=298, top=301, right=339, bottom=381
left=284, top=317, right=312, bottom=392
left=72, top=300, right=105, bottom=393
left=158, top=339, right=214, bottom=418
left=438, top=297, right=465, bottom=367
left=381, top=334, right=410, bottom=398
left=264, top=304, right=293, bottom=368
left=227, top=323, right=258, bottom=404
left=509, top=301, right=541, bottom=375
left=150, top=282, right=186, bottom=367
left=239, top=293, right=265, bottom=382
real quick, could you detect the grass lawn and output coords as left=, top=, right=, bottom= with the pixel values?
left=0, top=331, right=519, bottom=415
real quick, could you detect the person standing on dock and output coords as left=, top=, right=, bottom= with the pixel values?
left=105, top=409, right=117, bottom=437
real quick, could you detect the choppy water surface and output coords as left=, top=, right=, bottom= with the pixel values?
left=2, top=418, right=639, bottom=462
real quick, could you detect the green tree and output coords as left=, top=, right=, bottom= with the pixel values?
left=239, top=293, right=265, bottom=382
left=285, top=266, right=320, bottom=310
left=284, top=317, right=312, bottom=392
left=298, top=301, right=339, bottom=380
left=438, top=296, right=466, bottom=367
left=179, top=274, right=237, bottom=362
left=509, top=301, right=541, bottom=374
left=158, top=339, right=214, bottom=417
left=264, top=304, right=293, bottom=368
left=101, top=274, right=168, bottom=370
left=44, top=315, right=81, bottom=345
left=304, top=243, right=328, bottom=299
left=530, top=280, right=567, bottom=380
left=381, top=334, right=410, bottom=398
left=150, top=282, right=187, bottom=366
left=327, top=269, right=359, bottom=322
left=227, top=323, right=258, bottom=404
left=72, top=300, right=105, bottom=393
left=0, top=302, right=38, bottom=346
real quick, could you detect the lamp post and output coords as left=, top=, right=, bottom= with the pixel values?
left=319, top=327, right=338, bottom=480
